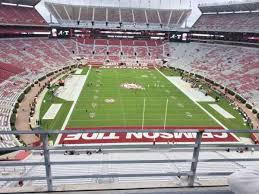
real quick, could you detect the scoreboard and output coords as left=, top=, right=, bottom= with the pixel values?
left=50, top=28, right=190, bottom=42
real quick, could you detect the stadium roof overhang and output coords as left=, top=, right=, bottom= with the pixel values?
left=0, top=0, right=41, bottom=6
left=198, top=1, right=259, bottom=13
left=45, top=2, right=191, bottom=32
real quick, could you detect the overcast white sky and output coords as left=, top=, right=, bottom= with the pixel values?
left=35, top=0, right=246, bottom=27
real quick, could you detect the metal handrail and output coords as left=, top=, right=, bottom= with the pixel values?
left=0, top=129, right=259, bottom=192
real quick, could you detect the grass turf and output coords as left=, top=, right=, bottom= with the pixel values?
left=40, top=85, right=73, bottom=140
left=40, top=67, right=249, bottom=139
left=198, top=89, right=250, bottom=137
left=161, top=67, right=251, bottom=137
left=66, top=68, right=218, bottom=128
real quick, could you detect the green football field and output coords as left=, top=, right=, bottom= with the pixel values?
left=40, top=66, right=251, bottom=138
left=67, top=68, right=218, bottom=128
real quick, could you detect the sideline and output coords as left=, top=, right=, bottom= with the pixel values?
left=33, top=72, right=69, bottom=128
left=42, top=104, right=62, bottom=120
left=155, top=67, right=240, bottom=142
left=166, top=76, right=215, bottom=102
left=209, top=104, right=235, bottom=119
left=54, top=66, right=92, bottom=145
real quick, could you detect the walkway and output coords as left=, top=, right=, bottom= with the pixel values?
left=15, top=69, right=70, bottom=145
left=20, top=187, right=233, bottom=194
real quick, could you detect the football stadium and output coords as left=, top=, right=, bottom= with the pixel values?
left=0, top=0, right=259, bottom=193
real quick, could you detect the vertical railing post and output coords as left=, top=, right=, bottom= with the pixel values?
left=42, top=133, right=53, bottom=191
left=188, top=130, right=203, bottom=186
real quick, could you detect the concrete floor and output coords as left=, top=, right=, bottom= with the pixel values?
left=17, top=187, right=234, bottom=194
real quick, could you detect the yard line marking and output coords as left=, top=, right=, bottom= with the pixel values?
left=155, top=67, right=240, bottom=141
left=54, top=66, right=92, bottom=145
left=163, top=98, right=169, bottom=130
left=141, top=98, right=146, bottom=130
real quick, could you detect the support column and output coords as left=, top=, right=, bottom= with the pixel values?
left=188, top=130, right=203, bottom=186
left=42, top=134, right=53, bottom=191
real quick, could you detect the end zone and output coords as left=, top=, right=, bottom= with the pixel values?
left=57, top=126, right=239, bottom=145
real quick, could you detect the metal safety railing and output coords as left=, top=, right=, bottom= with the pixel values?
left=0, top=129, right=259, bottom=192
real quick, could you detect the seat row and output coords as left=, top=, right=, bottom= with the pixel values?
left=169, top=42, right=259, bottom=109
